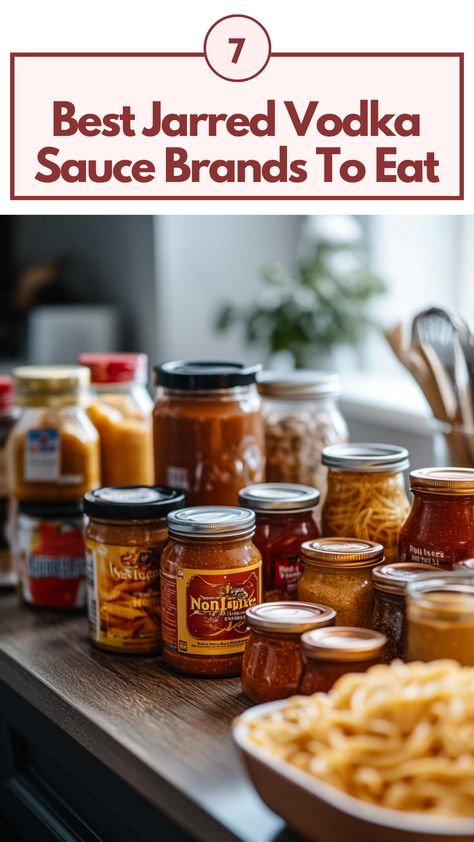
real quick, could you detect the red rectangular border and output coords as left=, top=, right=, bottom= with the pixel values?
left=10, top=52, right=464, bottom=201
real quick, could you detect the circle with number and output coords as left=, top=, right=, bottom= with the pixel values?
left=204, top=15, right=271, bottom=82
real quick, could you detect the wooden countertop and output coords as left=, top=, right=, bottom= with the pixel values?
left=0, top=592, right=293, bottom=842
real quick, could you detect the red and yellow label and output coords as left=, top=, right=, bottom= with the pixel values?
left=161, top=562, right=261, bottom=657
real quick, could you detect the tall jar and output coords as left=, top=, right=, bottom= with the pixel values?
left=7, top=366, right=100, bottom=503
left=257, top=371, right=348, bottom=502
left=153, top=362, right=265, bottom=506
left=372, top=561, right=434, bottom=662
left=0, top=376, right=19, bottom=587
left=399, top=468, right=474, bottom=568
left=322, top=443, right=410, bottom=564
left=407, top=573, right=474, bottom=665
left=161, top=506, right=262, bottom=677
left=79, top=352, right=154, bottom=486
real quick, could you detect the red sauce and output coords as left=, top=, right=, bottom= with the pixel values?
left=253, top=511, right=319, bottom=601
left=300, top=655, right=381, bottom=694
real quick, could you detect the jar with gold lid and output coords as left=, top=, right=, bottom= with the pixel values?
left=372, top=562, right=434, bottom=662
left=299, top=626, right=386, bottom=694
left=298, top=537, right=384, bottom=627
left=407, top=573, right=474, bottom=665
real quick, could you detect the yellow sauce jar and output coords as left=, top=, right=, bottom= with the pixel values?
left=407, top=573, right=474, bottom=665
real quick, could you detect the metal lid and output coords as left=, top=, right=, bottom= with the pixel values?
left=372, top=562, right=436, bottom=595
left=257, top=370, right=340, bottom=400
left=79, top=353, right=148, bottom=385
left=246, top=602, right=336, bottom=635
left=84, top=486, right=185, bottom=520
left=301, top=537, right=384, bottom=568
left=322, top=443, right=409, bottom=473
left=238, top=483, right=320, bottom=513
left=458, top=559, right=474, bottom=571
left=167, top=506, right=255, bottom=539
left=14, top=365, right=90, bottom=407
left=301, top=627, right=387, bottom=661
left=155, top=361, right=261, bottom=391
left=409, top=467, right=474, bottom=496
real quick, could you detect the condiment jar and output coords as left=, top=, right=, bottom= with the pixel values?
left=238, top=483, right=320, bottom=601
left=241, top=602, right=336, bottom=703
left=322, top=443, right=410, bottom=563
left=84, top=486, right=185, bottom=654
left=7, top=366, right=100, bottom=503
left=0, top=376, right=19, bottom=587
left=298, top=538, right=384, bottom=627
left=407, top=573, right=474, bottom=665
left=79, top=352, right=154, bottom=486
left=299, top=627, right=387, bottom=694
left=257, top=370, right=348, bottom=501
left=153, top=361, right=265, bottom=506
left=161, top=506, right=262, bottom=677
left=399, top=468, right=474, bottom=568
left=372, top=562, right=434, bottom=662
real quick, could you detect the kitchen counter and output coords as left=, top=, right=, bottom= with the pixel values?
left=0, top=592, right=295, bottom=842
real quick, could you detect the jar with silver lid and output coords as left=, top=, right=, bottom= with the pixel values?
left=372, top=561, right=434, bottom=662
left=299, top=626, right=386, bottom=694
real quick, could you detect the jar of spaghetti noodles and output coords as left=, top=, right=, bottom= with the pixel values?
left=321, top=444, right=410, bottom=564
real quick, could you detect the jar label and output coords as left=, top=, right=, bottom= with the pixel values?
left=86, top=540, right=161, bottom=651
left=161, top=562, right=261, bottom=657
left=400, top=539, right=449, bottom=567
left=274, top=555, right=302, bottom=598
left=24, top=429, right=60, bottom=482
left=19, top=516, right=86, bottom=607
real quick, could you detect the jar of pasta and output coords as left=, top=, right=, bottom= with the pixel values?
left=399, top=468, right=474, bottom=568
left=0, top=376, right=19, bottom=587
left=372, top=562, right=434, bottom=662
left=7, top=367, right=100, bottom=503
left=299, top=627, right=386, bottom=694
left=161, top=506, right=262, bottom=677
left=407, top=573, right=474, bottom=665
left=238, top=483, right=320, bottom=601
left=241, top=602, right=336, bottom=703
left=322, top=443, right=410, bottom=563
left=153, top=362, right=265, bottom=507
left=84, top=486, right=185, bottom=654
left=257, top=370, right=348, bottom=502
left=79, top=353, right=154, bottom=486
left=298, top=538, right=384, bottom=627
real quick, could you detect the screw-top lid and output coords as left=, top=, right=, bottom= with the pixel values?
left=84, top=486, right=185, bottom=520
left=79, top=353, right=148, bottom=384
left=301, top=537, right=384, bottom=568
left=154, top=361, right=261, bottom=391
left=301, top=626, right=387, bottom=662
left=13, top=365, right=90, bottom=407
left=246, top=601, right=336, bottom=635
left=257, top=370, right=341, bottom=400
left=238, top=483, right=320, bottom=512
left=322, top=443, right=409, bottom=473
left=168, top=506, right=255, bottom=539
left=409, top=467, right=474, bottom=496
left=372, top=562, right=435, bottom=595
left=0, top=375, right=15, bottom=411
left=458, top=558, right=474, bottom=572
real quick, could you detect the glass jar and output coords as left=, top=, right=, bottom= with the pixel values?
left=0, top=376, right=19, bottom=587
left=372, top=562, right=434, bottom=662
left=7, top=366, right=100, bottom=503
left=298, top=537, right=384, bottom=627
left=79, top=352, right=154, bottom=486
left=322, top=443, right=410, bottom=564
left=299, top=627, right=386, bottom=694
left=153, top=361, right=265, bottom=507
left=84, top=486, right=184, bottom=654
left=399, top=468, right=474, bottom=568
left=161, top=506, right=262, bottom=677
left=407, top=574, right=474, bottom=665
left=257, top=370, right=348, bottom=502
left=238, top=483, right=320, bottom=601
left=241, top=602, right=336, bottom=703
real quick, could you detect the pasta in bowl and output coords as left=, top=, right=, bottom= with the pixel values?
left=233, top=660, right=474, bottom=842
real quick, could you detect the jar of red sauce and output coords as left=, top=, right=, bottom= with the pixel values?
left=399, top=468, right=474, bottom=569
left=238, top=483, right=320, bottom=601
left=299, top=626, right=386, bottom=694
left=241, top=602, right=336, bottom=703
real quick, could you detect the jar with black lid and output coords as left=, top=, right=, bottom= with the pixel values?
left=372, top=562, right=434, bottom=661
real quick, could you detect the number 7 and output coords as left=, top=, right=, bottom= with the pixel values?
left=229, top=37, right=245, bottom=64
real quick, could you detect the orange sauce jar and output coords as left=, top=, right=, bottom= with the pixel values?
left=299, top=627, right=386, bottom=694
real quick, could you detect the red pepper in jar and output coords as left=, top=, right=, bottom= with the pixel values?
left=299, top=627, right=386, bottom=694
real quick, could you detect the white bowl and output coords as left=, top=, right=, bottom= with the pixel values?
left=233, top=699, right=474, bottom=842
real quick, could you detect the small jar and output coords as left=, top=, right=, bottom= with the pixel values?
left=300, top=627, right=387, bottom=694
left=7, top=366, right=100, bottom=503
left=79, top=352, right=154, bottom=486
left=153, top=361, right=265, bottom=507
left=0, top=376, right=19, bottom=587
left=399, top=468, right=474, bottom=568
left=84, top=486, right=185, bottom=654
left=407, top=573, right=474, bottom=665
left=238, top=483, right=320, bottom=601
left=372, top=562, right=434, bottom=662
left=241, top=602, right=336, bottom=703
left=257, top=370, right=348, bottom=501
left=322, top=443, right=410, bottom=563
left=298, top=538, right=384, bottom=627
left=161, top=507, right=262, bottom=677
